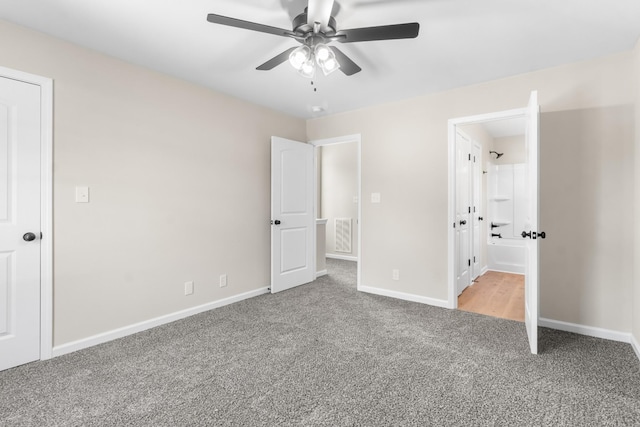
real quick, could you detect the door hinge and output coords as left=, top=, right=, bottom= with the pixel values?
left=453, top=222, right=456, bottom=228
left=468, top=259, right=471, bottom=267
left=468, top=206, right=471, bottom=214
left=468, top=153, right=471, bottom=161
left=473, top=256, right=476, bottom=263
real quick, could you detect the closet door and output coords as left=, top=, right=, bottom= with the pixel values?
left=455, top=131, right=471, bottom=295
left=472, top=142, right=482, bottom=279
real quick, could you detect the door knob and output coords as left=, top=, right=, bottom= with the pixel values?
left=459, top=220, right=467, bottom=225
left=272, top=220, right=281, bottom=225
left=521, top=231, right=531, bottom=239
left=23, top=232, right=37, bottom=242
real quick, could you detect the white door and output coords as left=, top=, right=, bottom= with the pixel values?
left=472, top=142, right=482, bottom=279
left=455, top=131, right=471, bottom=295
left=271, top=137, right=315, bottom=293
left=0, top=76, right=41, bottom=371
left=524, top=91, right=540, bottom=354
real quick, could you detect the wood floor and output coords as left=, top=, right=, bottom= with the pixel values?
left=458, top=270, right=524, bottom=322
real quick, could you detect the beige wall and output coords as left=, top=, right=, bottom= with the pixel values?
left=320, top=142, right=359, bottom=258
left=308, top=51, right=635, bottom=332
left=0, top=20, right=306, bottom=346
left=634, top=38, right=640, bottom=349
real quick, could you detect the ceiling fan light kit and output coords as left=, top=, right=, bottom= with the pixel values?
left=289, top=43, right=340, bottom=78
left=206, top=0, right=419, bottom=78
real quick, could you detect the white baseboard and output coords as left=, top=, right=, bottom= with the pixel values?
left=358, top=285, right=449, bottom=309
left=315, top=269, right=327, bottom=278
left=52, top=287, right=270, bottom=358
left=539, top=317, right=631, bottom=343
left=632, top=333, right=640, bottom=362
left=326, top=253, right=357, bottom=262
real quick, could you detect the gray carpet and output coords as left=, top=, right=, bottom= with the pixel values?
left=1, top=259, right=639, bottom=426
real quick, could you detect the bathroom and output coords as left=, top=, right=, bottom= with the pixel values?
left=457, top=117, right=527, bottom=320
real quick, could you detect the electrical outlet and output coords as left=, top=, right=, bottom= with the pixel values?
left=184, top=281, right=194, bottom=296
left=75, top=186, right=90, bottom=203
left=392, top=269, right=400, bottom=281
left=219, top=274, right=227, bottom=288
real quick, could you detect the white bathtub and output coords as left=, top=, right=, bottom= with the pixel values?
left=487, top=238, right=525, bottom=274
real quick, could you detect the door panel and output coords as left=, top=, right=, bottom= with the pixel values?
left=0, top=76, right=41, bottom=371
left=271, top=137, right=315, bottom=293
left=455, top=131, right=471, bottom=295
left=524, top=91, right=540, bottom=355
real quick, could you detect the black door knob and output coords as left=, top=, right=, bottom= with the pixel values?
left=459, top=220, right=467, bottom=225
left=274, top=220, right=281, bottom=225
left=538, top=231, right=546, bottom=239
left=521, top=231, right=531, bottom=239
left=23, top=232, right=36, bottom=242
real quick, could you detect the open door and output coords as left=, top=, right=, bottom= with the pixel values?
left=271, top=137, right=315, bottom=293
left=523, top=91, right=540, bottom=354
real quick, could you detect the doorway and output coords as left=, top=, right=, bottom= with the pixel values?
left=456, top=119, right=527, bottom=322
left=447, top=91, right=540, bottom=354
left=0, top=66, right=53, bottom=370
left=310, top=134, right=362, bottom=289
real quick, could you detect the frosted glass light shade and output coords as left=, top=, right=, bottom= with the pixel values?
left=320, top=57, right=340, bottom=75
left=315, top=44, right=332, bottom=63
left=298, top=59, right=316, bottom=78
left=289, top=46, right=311, bottom=70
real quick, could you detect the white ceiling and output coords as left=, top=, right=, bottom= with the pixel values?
left=482, top=118, right=526, bottom=138
left=2, top=0, right=640, bottom=119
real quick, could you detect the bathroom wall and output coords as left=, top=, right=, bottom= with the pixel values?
left=492, top=136, right=525, bottom=165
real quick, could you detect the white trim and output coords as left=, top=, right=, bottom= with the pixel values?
left=52, top=287, right=270, bottom=357
left=447, top=108, right=527, bottom=310
left=539, top=318, right=631, bottom=343
left=315, top=269, right=328, bottom=278
left=310, top=134, right=362, bottom=290
left=326, top=253, right=358, bottom=262
left=0, top=66, right=54, bottom=361
left=632, top=334, right=640, bottom=362
left=358, top=285, right=450, bottom=309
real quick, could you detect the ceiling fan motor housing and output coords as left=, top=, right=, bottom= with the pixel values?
left=292, top=10, right=337, bottom=43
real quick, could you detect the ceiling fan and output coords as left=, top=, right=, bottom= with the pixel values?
left=206, top=0, right=419, bottom=78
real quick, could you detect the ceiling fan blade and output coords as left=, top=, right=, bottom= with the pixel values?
left=307, top=0, right=335, bottom=30
left=256, top=47, right=298, bottom=71
left=207, top=14, right=298, bottom=38
left=336, top=22, right=419, bottom=43
left=329, top=47, right=362, bottom=76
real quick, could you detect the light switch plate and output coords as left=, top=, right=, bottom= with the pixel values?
left=75, top=186, right=89, bottom=203
left=371, top=193, right=381, bottom=203
left=184, top=281, right=194, bottom=295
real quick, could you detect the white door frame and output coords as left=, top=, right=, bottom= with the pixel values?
left=447, top=108, right=525, bottom=309
left=0, top=66, right=53, bottom=360
left=309, top=134, right=362, bottom=289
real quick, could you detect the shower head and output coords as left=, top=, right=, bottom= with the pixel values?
left=489, top=151, right=504, bottom=159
